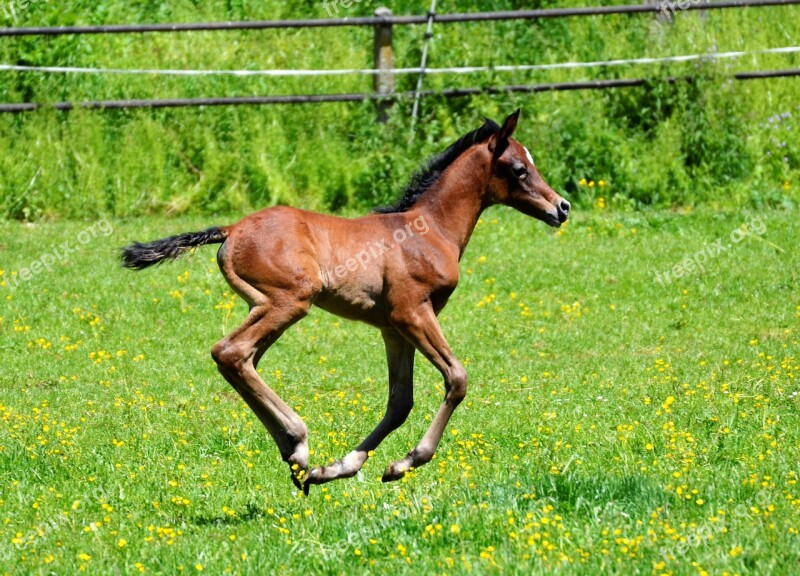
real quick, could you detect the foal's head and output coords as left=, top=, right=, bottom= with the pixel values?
left=485, top=109, right=570, bottom=227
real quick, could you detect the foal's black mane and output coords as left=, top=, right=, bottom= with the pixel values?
left=375, top=118, right=501, bottom=214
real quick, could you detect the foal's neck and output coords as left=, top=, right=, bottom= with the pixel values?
left=413, top=148, right=490, bottom=259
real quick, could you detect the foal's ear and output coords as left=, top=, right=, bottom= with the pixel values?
left=498, top=109, right=520, bottom=141
left=488, top=109, right=521, bottom=158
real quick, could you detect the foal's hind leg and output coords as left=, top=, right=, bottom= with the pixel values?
left=304, top=329, right=414, bottom=490
left=212, top=301, right=312, bottom=489
left=382, top=303, right=467, bottom=482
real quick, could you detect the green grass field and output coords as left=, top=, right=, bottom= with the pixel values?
left=1, top=205, right=798, bottom=574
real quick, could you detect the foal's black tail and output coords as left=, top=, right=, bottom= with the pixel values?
left=121, top=227, right=228, bottom=270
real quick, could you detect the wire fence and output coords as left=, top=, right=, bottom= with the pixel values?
left=2, top=68, right=797, bottom=114
left=1, top=1, right=798, bottom=114
left=2, top=0, right=799, bottom=36
left=2, top=46, right=800, bottom=77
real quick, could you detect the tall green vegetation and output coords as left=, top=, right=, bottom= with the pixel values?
left=0, top=1, right=797, bottom=220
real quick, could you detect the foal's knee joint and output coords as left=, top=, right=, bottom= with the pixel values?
left=211, top=340, right=246, bottom=371
left=446, top=365, right=468, bottom=405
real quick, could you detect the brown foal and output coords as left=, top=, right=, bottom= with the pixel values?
left=122, top=109, right=570, bottom=493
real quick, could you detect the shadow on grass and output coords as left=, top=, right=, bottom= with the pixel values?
left=184, top=503, right=266, bottom=527
left=527, top=471, right=674, bottom=521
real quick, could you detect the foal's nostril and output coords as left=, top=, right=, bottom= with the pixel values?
left=559, top=199, right=571, bottom=215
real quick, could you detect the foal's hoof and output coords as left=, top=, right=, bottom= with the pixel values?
left=291, top=473, right=303, bottom=491
left=381, top=463, right=408, bottom=483
left=289, top=465, right=309, bottom=493
left=301, top=467, right=326, bottom=495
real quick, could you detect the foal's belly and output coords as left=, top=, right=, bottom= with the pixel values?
left=313, top=289, right=391, bottom=329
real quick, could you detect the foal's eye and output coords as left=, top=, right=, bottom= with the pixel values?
left=512, top=164, right=527, bottom=179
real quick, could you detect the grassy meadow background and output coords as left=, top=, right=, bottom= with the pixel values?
left=0, top=0, right=798, bottom=218
left=1, top=0, right=800, bottom=575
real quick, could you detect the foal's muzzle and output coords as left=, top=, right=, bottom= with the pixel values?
left=557, top=199, right=571, bottom=223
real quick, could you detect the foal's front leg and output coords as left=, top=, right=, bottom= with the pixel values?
left=382, top=304, right=467, bottom=482
left=304, top=329, right=415, bottom=492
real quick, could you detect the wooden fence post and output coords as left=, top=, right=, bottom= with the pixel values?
left=373, top=7, right=394, bottom=123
